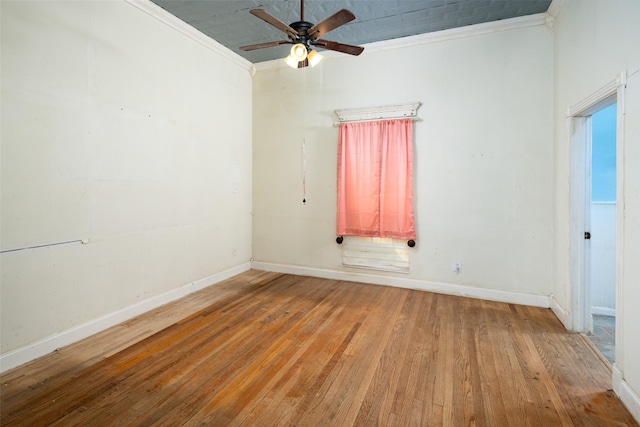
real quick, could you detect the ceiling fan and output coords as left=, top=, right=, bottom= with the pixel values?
left=240, top=0, right=364, bottom=68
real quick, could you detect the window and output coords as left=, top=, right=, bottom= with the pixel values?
left=336, top=118, right=416, bottom=240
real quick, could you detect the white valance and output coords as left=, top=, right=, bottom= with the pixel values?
left=334, top=101, right=421, bottom=124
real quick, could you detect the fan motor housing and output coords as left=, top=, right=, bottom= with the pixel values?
left=289, top=21, right=313, bottom=43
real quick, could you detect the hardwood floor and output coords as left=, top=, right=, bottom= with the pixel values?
left=1, top=270, right=637, bottom=426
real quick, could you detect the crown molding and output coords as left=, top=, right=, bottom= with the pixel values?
left=363, top=13, right=546, bottom=55
left=123, top=0, right=253, bottom=73
left=254, top=13, right=548, bottom=72
left=543, top=13, right=555, bottom=32
left=547, top=0, right=570, bottom=18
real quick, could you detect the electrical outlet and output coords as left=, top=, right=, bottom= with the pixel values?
left=453, top=260, right=462, bottom=274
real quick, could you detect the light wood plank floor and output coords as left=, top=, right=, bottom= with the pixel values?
left=1, top=270, right=637, bottom=426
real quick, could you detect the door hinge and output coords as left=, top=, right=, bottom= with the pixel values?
left=584, top=231, right=591, bottom=240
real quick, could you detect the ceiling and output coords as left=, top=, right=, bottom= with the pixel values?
left=150, top=0, right=552, bottom=64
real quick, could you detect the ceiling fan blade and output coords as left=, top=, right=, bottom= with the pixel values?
left=314, top=39, right=364, bottom=56
left=240, top=40, right=290, bottom=51
left=250, top=9, right=298, bottom=38
left=307, top=9, right=355, bottom=39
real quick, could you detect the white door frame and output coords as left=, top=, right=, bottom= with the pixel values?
left=568, top=71, right=626, bottom=366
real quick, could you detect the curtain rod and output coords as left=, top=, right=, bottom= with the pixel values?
left=0, top=239, right=87, bottom=254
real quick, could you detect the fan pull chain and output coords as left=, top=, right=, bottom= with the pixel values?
left=302, top=138, right=307, bottom=204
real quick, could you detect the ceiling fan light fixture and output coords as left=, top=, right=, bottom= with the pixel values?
left=307, top=49, right=323, bottom=67
left=290, top=43, right=308, bottom=62
left=284, top=54, right=299, bottom=68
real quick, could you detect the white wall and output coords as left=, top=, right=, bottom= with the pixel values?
left=252, top=21, right=554, bottom=298
left=551, top=0, right=640, bottom=414
left=0, top=1, right=253, bottom=360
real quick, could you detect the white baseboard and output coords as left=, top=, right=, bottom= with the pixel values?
left=613, top=365, right=640, bottom=423
left=251, top=262, right=550, bottom=308
left=0, top=262, right=251, bottom=374
left=548, top=298, right=616, bottom=330
left=591, top=306, right=616, bottom=317
left=550, top=294, right=572, bottom=329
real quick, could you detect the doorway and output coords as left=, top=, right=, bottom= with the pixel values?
left=587, top=103, right=617, bottom=363
left=568, top=72, right=626, bottom=370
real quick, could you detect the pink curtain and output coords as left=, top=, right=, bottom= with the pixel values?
left=337, top=118, right=416, bottom=240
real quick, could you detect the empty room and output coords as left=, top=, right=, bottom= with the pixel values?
left=1, top=0, right=639, bottom=425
